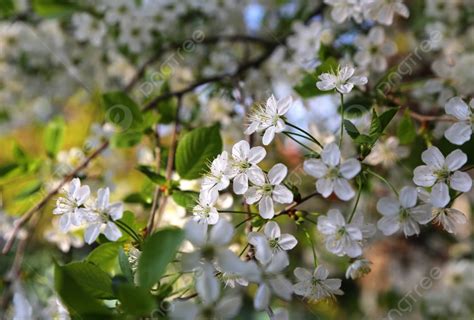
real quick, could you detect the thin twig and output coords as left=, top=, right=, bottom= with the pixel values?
left=2, top=141, right=109, bottom=255
left=146, top=125, right=162, bottom=236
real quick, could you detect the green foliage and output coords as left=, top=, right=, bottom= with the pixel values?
left=136, top=165, right=166, bottom=185
left=175, top=124, right=223, bottom=179
left=397, top=111, right=417, bottom=144
left=33, top=0, right=79, bottom=18
left=102, top=92, right=143, bottom=130
left=118, top=248, right=134, bottom=283
left=54, top=262, right=114, bottom=318
left=343, top=120, right=360, bottom=139
left=44, top=116, right=65, bottom=158
left=14, top=180, right=42, bottom=200
left=115, top=282, right=156, bottom=316
left=86, top=242, right=121, bottom=272
left=343, top=95, right=373, bottom=117
left=172, top=190, right=199, bottom=208
left=293, top=57, right=338, bottom=98
left=138, top=227, right=185, bottom=288
left=111, top=131, right=143, bottom=148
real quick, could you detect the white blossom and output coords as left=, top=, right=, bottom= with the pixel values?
left=364, top=0, right=410, bottom=25
left=345, top=259, right=372, bottom=279
left=317, top=209, right=372, bottom=257
left=83, top=188, right=123, bottom=244
left=316, top=65, right=368, bottom=94
left=413, top=147, right=472, bottom=207
left=245, top=95, right=293, bottom=145
left=293, top=266, right=343, bottom=302
left=227, top=140, right=266, bottom=195
left=192, top=191, right=219, bottom=225
left=248, top=221, right=298, bottom=264
left=71, top=13, right=106, bottom=47
left=354, top=27, right=397, bottom=72
left=201, top=151, right=231, bottom=199
left=304, top=143, right=361, bottom=201
left=324, top=0, right=364, bottom=24
left=365, top=137, right=408, bottom=168
left=444, top=97, right=473, bottom=145
left=245, top=163, right=294, bottom=219
left=376, top=186, right=432, bottom=236
left=53, top=178, right=90, bottom=232
left=254, top=252, right=293, bottom=310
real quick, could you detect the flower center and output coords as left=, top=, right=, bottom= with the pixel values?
left=327, top=167, right=340, bottom=179
left=262, top=184, right=273, bottom=194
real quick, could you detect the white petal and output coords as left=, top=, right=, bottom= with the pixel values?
left=278, top=234, right=298, bottom=250
left=248, top=146, right=266, bottom=164
left=314, top=265, right=329, bottom=280
left=108, top=202, right=123, bottom=220
left=340, top=159, right=361, bottom=179
left=264, top=221, right=280, bottom=239
left=247, top=166, right=265, bottom=186
left=399, top=186, right=417, bottom=208
left=232, top=140, right=250, bottom=161
left=210, top=219, right=234, bottom=245
left=233, top=173, right=248, bottom=195
left=431, top=182, right=450, bottom=208
left=294, top=267, right=312, bottom=281
left=304, top=159, right=328, bottom=178
left=75, top=185, right=90, bottom=205
left=196, top=265, right=220, bottom=305
left=445, top=122, right=472, bottom=145
left=184, top=220, right=208, bottom=247
left=445, top=149, right=468, bottom=171
left=245, top=187, right=262, bottom=204
left=96, top=187, right=110, bottom=211
left=266, top=251, right=289, bottom=273
left=269, top=275, right=293, bottom=300
left=104, top=222, right=122, bottom=241
left=377, top=197, right=400, bottom=216
left=262, top=126, right=276, bottom=145
left=338, top=65, right=355, bottom=81
left=421, top=147, right=445, bottom=169
left=333, top=178, right=355, bottom=201
left=277, top=96, right=293, bottom=115
left=316, top=178, right=334, bottom=198
left=272, top=185, right=294, bottom=204
left=254, top=283, right=271, bottom=310
left=321, top=143, right=341, bottom=167
left=450, top=171, right=472, bottom=193
left=84, top=224, right=101, bottom=244
left=445, top=97, right=471, bottom=120
left=413, top=165, right=437, bottom=187
left=336, top=83, right=354, bottom=94
left=316, top=73, right=337, bottom=91
left=248, top=233, right=272, bottom=264
left=259, top=195, right=275, bottom=219
left=348, top=76, right=368, bottom=86
left=68, top=178, right=80, bottom=198
left=377, top=216, right=400, bottom=235
left=59, top=213, right=71, bottom=232
left=215, top=294, right=242, bottom=318
left=268, top=163, right=288, bottom=185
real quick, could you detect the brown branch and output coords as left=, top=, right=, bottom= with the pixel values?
left=2, top=141, right=109, bottom=255
left=146, top=126, right=162, bottom=237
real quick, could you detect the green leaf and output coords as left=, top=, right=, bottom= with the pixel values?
left=33, top=0, right=79, bottom=18
left=14, top=180, right=42, bottom=200
left=397, top=112, right=417, bottom=144
left=86, top=242, right=121, bottom=272
left=343, top=95, right=373, bottom=117
left=111, top=131, right=143, bottom=148
left=293, top=57, right=338, bottom=98
left=44, top=116, right=65, bottom=158
left=368, top=110, right=382, bottom=143
left=343, top=120, right=360, bottom=140
left=138, top=227, right=185, bottom=288
left=0, top=163, right=18, bottom=178
left=115, top=283, right=155, bottom=316
left=54, top=262, right=112, bottom=318
left=118, top=248, right=134, bottom=283
left=175, top=125, right=223, bottom=179
left=123, top=192, right=152, bottom=206
left=172, top=190, right=198, bottom=208
left=136, top=165, right=166, bottom=185
left=379, top=108, right=399, bottom=131
left=156, top=98, right=177, bottom=124
left=102, top=91, right=143, bottom=130
left=0, top=0, right=15, bottom=18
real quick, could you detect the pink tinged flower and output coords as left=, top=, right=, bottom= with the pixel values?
left=316, top=65, right=367, bottom=94
left=376, top=186, right=432, bottom=237
left=444, top=97, right=473, bottom=145
left=317, top=209, right=365, bottom=258
left=293, top=266, right=343, bottom=302
left=84, top=187, right=123, bottom=244
left=304, top=143, right=361, bottom=201
left=245, top=163, right=293, bottom=219
left=248, top=221, right=298, bottom=264
left=228, top=140, right=266, bottom=195
left=245, top=95, right=293, bottom=145
left=53, top=178, right=90, bottom=232
left=413, top=147, right=471, bottom=207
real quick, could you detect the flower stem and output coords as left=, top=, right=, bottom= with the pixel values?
left=339, top=93, right=344, bottom=148
left=366, top=169, right=399, bottom=196
left=282, top=132, right=318, bottom=153
left=303, top=226, right=318, bottom=267
left=284, top=121, right=323, bottom=148
left=348, top=181, right=362, bottom=223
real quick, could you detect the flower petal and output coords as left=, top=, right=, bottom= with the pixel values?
left=304, top=159, right=328, bottom=178
left=445, top=149, right=468, bottom=171
left=450, top=171, right=472, bottom=193
left=268, top=163, right=288, bottom=185
left=248, top=146, right=266, bottom=164
left=445, top=97, right=471, bottom=120
left=399, top=186, right=417, bottom=208
left=259, top=195, right=275, bottom=219
left=321, top=143, right=340, bottom=167
left=272, top=185, right=294, bottom=204
left=421, top=147, right=445, bottom=169
left=334, top=178, right=355, bottom=201
left=340, top=159, right=361, bottom=179
left=104, top=221, right=122, bottom=241
left=445, top=122, right=472, bottom=146
left=377, top=197, right=400, bottom=216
